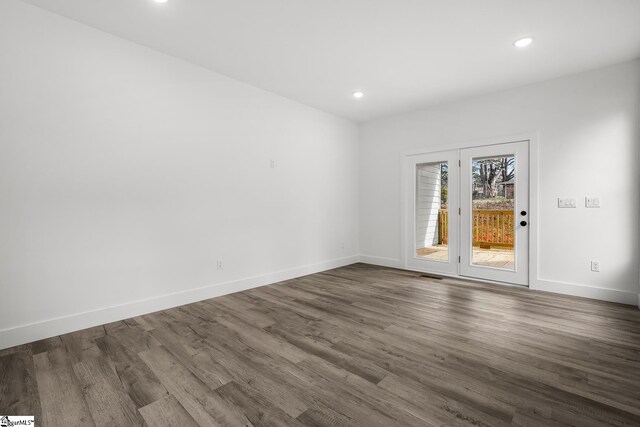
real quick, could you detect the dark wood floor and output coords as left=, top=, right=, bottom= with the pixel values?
left=2, top=264, right=640, bottom=426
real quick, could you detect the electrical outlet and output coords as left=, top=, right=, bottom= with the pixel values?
left=591, top=261, right=600, bottom=272
left=270, top=159, right=275, bottom=169
left=217, top=260, right=223, bottom=270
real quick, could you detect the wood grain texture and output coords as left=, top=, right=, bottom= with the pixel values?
left=1, top=263, right=639, bottom=426
left=138, top=395, right=199, bottom=427
left=0, top=351, right=42, bottom=420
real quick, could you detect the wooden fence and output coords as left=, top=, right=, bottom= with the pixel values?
left=438, top=210, right=449, bottom=245
left=438, top=209, right=514, bottom=248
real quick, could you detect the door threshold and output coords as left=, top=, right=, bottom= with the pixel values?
left=406, top=266, right=529, bottom=289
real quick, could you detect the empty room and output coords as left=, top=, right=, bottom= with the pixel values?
left=1, top=0, right=640, bottom=426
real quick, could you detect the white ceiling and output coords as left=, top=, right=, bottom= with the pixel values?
left=19, top=0, right=640, bottom=122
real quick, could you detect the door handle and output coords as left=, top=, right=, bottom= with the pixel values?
left=520, top=221, right=528, bottom=226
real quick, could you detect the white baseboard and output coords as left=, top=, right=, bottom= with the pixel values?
left=359, top=254, right=639, bottom=307
left=358, top=254, right=403, bottom=269
left=531, top=279, right=639, bottom=306
left=3, top=254, right=636, bottom=351
left=0, top=255, right=359, bottom=351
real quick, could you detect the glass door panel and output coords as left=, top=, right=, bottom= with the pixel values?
left=471, top=155, right=515, bottom=270
left=405, top=150, right=458, bottom=276
left=415, top=161, right=449, bottom=262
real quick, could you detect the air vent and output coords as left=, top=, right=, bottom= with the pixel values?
left=419, top=274, right=442, bottom=280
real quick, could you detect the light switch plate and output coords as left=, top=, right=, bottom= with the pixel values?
left=558, top=197, right=576, bottom=208
left=585, top=197, right=600, bottom=208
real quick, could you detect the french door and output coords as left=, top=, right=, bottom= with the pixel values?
left=460, top=141, right=529, bottom=285
left=405, top=140, right=529, bottom=286
left=405, top=150, right=459, bottom=275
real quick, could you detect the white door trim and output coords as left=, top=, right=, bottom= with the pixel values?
left=400, top=132, right=539, bottom=289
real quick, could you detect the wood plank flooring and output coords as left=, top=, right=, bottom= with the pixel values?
left=2, top=263, right=640, bottom=426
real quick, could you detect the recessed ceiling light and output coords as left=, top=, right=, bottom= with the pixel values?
left=353, top=91, right=364, bottom=99
left=153, top=0, right=168, bottom=3
left=514, top=37, right=533, bottom=48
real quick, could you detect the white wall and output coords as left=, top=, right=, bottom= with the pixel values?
left=360, top=60, right=640, bottom=305
left=0, top=0, right=359, bottom=349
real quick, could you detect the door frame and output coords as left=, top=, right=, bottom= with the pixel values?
left=400, top=133, right=539, bottom=288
